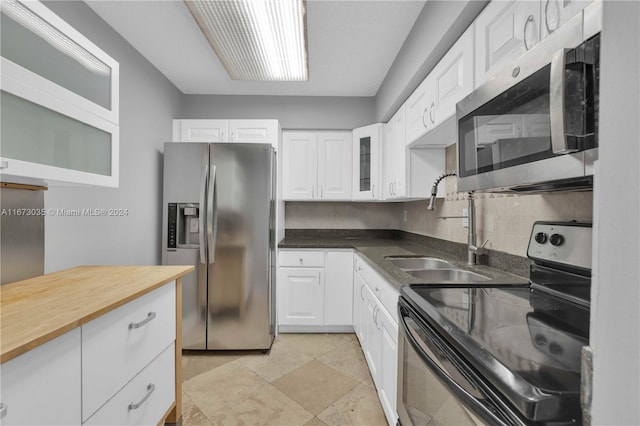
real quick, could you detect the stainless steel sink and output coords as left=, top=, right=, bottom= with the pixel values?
left=407, top=269, right=490, bottom=282
left=385, top=257, right=452, bottom=270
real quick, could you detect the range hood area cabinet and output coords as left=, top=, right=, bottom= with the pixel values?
left=0, top=0, right=120, bottom=187
left=172, top=119, right=280, bottom=150
left=282, top=131, right=352, bottom=201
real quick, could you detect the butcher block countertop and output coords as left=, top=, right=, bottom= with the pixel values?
left=0, top=265, right=194, bottom=364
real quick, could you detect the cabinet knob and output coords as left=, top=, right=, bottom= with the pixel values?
left=0, top=402, right=7, bottom=419
left=299, top=258, right=303, bottom=265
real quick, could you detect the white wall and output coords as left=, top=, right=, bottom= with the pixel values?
left=590, top=1, right=640, bottom=424
left=43, top=1, right=183, bottom=271
left=181, top=95, right=375, bottom=130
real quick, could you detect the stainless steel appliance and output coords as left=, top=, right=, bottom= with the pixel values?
left=457, top=11, right=600, bottom=193
left=162, top=142, right=276, bottom=350
left=398, top=222, right=592, bottom=425
left=0, top=187, right=44, bottom=284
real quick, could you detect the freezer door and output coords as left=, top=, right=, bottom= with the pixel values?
left=162, top=142, right=209, bottom=349
left=206, top=143, right=274, bottom=350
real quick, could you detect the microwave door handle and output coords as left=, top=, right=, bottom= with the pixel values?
left=207, top=165, right=217, bottom=264
left=549, top=48, right=577, bottom=154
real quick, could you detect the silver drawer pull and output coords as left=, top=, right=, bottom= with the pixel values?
left=129, top=312, right=156, bottom=329
left=128, top=383, right=155, bottom=410
left=0, top=402, right=7, bottom=419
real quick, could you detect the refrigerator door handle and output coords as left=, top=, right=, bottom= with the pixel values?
left=207, top=165, right=218, bottom=264
left=199, top=155, right=208, bottom=265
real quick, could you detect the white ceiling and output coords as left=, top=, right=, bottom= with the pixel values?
left=86, top=0, right=426, bottom=97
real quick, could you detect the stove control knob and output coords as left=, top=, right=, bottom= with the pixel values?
left=535, top=232, right=548, bottom=244
left=550, top=233, right=564, bottom=246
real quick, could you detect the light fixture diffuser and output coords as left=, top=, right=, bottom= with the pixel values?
left=184, top=0, right=308, bottom=81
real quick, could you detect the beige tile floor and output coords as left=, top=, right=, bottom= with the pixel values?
left=180, top=333, right=388, bottom=426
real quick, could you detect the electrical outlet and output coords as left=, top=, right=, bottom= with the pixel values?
left=462, top=208, right=469, bottom=228
left=403, top=210, right=408, bottom=222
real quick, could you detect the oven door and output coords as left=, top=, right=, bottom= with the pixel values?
left=397, top=299, right=524, bottom=426
left=456, top=13, right=599, bottom=193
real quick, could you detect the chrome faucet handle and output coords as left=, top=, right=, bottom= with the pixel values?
left=470, top=240, right=489, bottom=256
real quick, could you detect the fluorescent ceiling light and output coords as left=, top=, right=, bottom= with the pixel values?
left=184, top=0, right=308, bottom=81
left=1, top=0, right=110, bottom=76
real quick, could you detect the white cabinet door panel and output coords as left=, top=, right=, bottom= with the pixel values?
left=324, top=251, right=354, bottom=326
left=229, top=119, right=278, bottom=147
left=282, top=132, right=317, bottom=200
left=542, top=0, right=593, bottom=38
left=318, top=132, right=352, bottom=200
left=177, top=119, right=228, bottom=142
left=432, top=27, right=475, bottom=124
left=405, top=77, right=432, bottom=145
left=475, top=0, right=542, bottom=87
left=278, top=268, right=324, bottom=326
left=378, top=306, right=398, bottom=426
left=0, top=329, right=81, bottom=426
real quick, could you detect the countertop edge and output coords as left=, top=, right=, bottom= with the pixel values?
left=0, top=265, right=194, bottom=364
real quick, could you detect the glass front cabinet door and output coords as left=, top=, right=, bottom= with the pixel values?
left=352, top=124, right=382, bottom=200
left=0, top=0, right=119, bottom=187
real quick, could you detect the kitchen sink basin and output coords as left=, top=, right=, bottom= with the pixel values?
left=407, top=269, right=490, bottom=282
left=385, top=257, right=452, bottom=270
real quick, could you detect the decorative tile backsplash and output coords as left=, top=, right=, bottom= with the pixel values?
left=284, top=147, right=593, bottom=257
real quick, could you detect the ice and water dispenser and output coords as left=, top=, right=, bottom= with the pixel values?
left=167, top=203, right=200, bottom=249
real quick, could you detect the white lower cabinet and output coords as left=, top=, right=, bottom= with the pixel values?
left=377, top=305, right=398, bottom=424
left=353, top=254, right=399, bottom=426
left=278, top=267, right=325, bottom=326
left=0, top=281, right=177, bottom=426
left=81, top=283, right=176, bottom=421
left=0, top=329, right=81, bottom=426
left=278, top=249, right=354, bottom=331
left=83, top=344, right=175, bottom=426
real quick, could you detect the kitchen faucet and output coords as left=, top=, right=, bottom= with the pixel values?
left=427, top=173, right=488, bottom=265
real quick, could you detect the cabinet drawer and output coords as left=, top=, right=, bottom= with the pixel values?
left=279, top=251, right=325, bottom=267
left=0, top=329, right=81, bottom=426
left=360, top=260, right=399, bottom=324
left=83, top=343, right=175, bottom=426
left=82, top=282, right=176, bottom=421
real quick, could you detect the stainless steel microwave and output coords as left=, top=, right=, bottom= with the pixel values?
left=456, top=15, right=599, bottom=193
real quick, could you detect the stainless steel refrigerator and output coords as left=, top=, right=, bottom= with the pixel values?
left=162, top=143, right=275, bottom=350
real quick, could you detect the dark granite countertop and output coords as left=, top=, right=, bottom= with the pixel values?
left=279, top=230, right=530, bottom=291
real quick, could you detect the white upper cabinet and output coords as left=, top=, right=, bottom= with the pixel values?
left=353, top=124, right=382, bottom=201
left=383, top=105, right=408, bottom=200
left=173, top=119, right=279, bottom=149
left=282, top=132, right=318, bottom=200
left=474, top=0, right=542, bottom=87
left=0, top=0, right=119, bottom=187
left=282, top=131, right=351, bottom=201
left=542, top=0, right=594, bottom=39
left=174, top=119, right=228, bottom=142
left=317, top=132, right=352, bottom=200
left=228, top=119, right=279, bottom=146
left=431, top=25, right=475, bottom=125
left=404, top=76, right=433, bottom=145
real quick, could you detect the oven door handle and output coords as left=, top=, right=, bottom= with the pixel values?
left=399, top=309, right=522, bottom=426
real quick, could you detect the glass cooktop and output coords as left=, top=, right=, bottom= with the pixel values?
left=401, top=284, right=590, bottom=422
